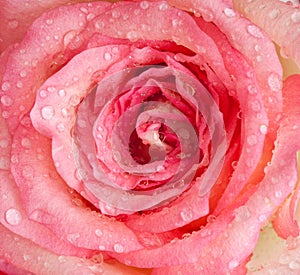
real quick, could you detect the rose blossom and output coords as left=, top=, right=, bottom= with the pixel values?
left=0, top=0, right=300, bottom=274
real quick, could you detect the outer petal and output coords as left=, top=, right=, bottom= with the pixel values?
left=0, top=0, right=100, bottom=52
left=233, top=0, right=300, bottom=68
left=0, top=1, right=112, bottom=132
left=272, top=75, right=300, bottom=238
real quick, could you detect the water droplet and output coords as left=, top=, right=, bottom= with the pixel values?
left=269, top=9, right=280, bottom=19
left=126, top=31, right=138, bottom=41
left=247, top=84, right=258, bottom=94
left=56, top=123, right=65, bottom=132
left=8, top=20, right=19, bottom=29
left=140, top=1, right=149, bottom=9
left=41, top=106, right=55, bottom=120
left=275, top=190, right=282, bottom=198
left=159, top=3, right=169, bottom=11
left=46, top=19, right=53, bottom=25
left=20, top=70, right=27, bottom=78
left=69, top=95, right=80, bottom=106
left=39, top=90, right=47, bottom=98
left=23, top=254, right=30, bottom=261
left=95, top=229, right=103, bottom=237
left=58, top=256, right=67, bottom=263
left=67, top=233, right=80, bottom=244
left=180, top=208, right=193, bottom=221
left=22, top=165, right=34, bottom=180
left=98, top=245, right=106, bottom=250
left=228, top=259, right=239, bottom=269
left=235, top=206, right=251, bottom=222
left=247, top=25, right=264, bottom=38
left=247, top=135, right=257, bottom=146
left=58, top=89, right=66, bottom=97
left=279, top=254, right=290, bottom=264
left=291, top=11, right=300, bottom=23
left=259, top=124, right=268, bottom=134
left=113, top=243, right=125, bottom=253
left=104, top=52, right=112, bottom=61
left=16, top=81, right=23, bottom=88
left=0, top=95, right=13, bottom=106
left=5, top=208, right=22, bottom=225
left=268, top=73, right=282, bottom=92
left=0, top=156, right=9, bottom=170
left=289, top=260, right=300, bottom=270
left=223, top=8, right=236, bottom=17
left=80, top=7, right=88, bottom=14
left=207, top=215, right=216, bottom=223
left=21, top=137, right=31, bottom=148
left=63, top=31, right=77, bottom=47
left=0, top=139, right=9, bottom=148
left=112, top=10, right=121, bottom=18
left=1, top=81, right=11, bottom=91
left=231, top=161, right=238, bottom=169
left=251, top=100, right=261, bottom=112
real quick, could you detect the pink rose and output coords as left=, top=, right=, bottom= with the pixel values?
left=0, top=0, right=299, bottom=274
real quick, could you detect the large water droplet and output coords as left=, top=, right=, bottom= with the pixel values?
left=5, top=208, right=22, bottom=225
left=41, top=106, right=55, bottom=120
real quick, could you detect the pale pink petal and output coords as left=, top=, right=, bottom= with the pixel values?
left=233, top=0, right=300, bottom=68
left=0, top=2, right=112, bottom=132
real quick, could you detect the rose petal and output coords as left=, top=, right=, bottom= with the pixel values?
left=272, top=74, right=300, bottom=238
left=10, top=117, right=144, bottom=253
left=0, top=2, right=112, bottom=132
left=233, top=0, right=300, bottom=68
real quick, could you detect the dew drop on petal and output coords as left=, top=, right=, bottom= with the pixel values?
left=223, top=8, right=236, bottom=17
left=1, top=81, right=11, bottom=91
left=104, top=52, right=112, bottom=61
left=269, top=9, right=280, bottom=19
left=180, top=208, right=193, bottom=222
left=159, top=3, right=169, bottom=10
left=5, top=208, right=22, bottom=225
left=0, top=156, right=9, bottom=170
left=58, top=89, right=66, bottom=97
left=22, top=165, right=34, bottom=180
left=291, top=12, right=300, bottom=23
left=113, top=243, right=125, bottom=253
left=228, top=259, right=239, bottom=269
left=41, top=106, right=55, bottom=120
left=21, top=137, right=31, bottom=148
left=39, top=90, right=47, bottom=98
left=247, top=135, right=258, bottom=146
left=268, top=73, right=282, bottom=92
left=247, top=25, right=264, bottom=38
left=95, top=229, right=103, bottom=237
left=0, top=95, right=13, bottom=106
left=140, top=1, right=149, bottom=9
left=259, top=124, right=268, bottom=134
left=8, top=20, right=19, bottom=29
